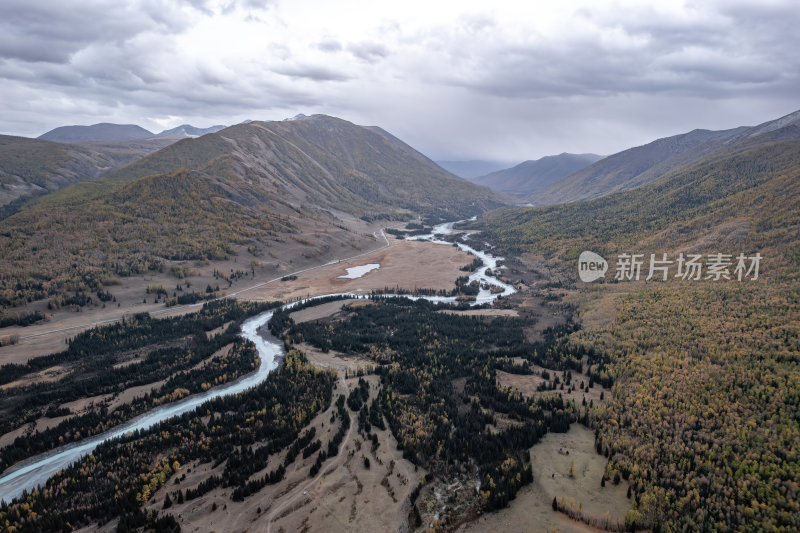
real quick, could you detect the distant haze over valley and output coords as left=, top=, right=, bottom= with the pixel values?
left=435, top=160, right=517, bottom=180
left=468, top=153, right=603, bottom=199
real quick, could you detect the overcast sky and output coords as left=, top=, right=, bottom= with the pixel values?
left=1, top=0, right=798, bottom=161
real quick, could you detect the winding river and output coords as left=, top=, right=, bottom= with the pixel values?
left=0, top=220, right=514, bottom=504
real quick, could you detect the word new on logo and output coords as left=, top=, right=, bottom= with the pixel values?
left=578, top=251, right=608, bottom=282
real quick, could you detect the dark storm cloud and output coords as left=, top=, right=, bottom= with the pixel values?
left=435, top=1, right=799, bottom=103
left=0, top=0, right=191, bottom=63
left=0, top=60, right=84, bottom=87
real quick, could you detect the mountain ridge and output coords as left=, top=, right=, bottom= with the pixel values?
left=157, top=124, right=227, bottom=138
left=0, top=114, right=506, bottom=307
left=474, top=153, right=602, bottom=198
left=83, top=114, right=506, bottom=218
left=39, top=123, right=154, bottom=143
left=527, top=108, right=800, bottom=206
left=39, top=121, right=231, bottom=143
left=474, top=135, right=800, bottom=277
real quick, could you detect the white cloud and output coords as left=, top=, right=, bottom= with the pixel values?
left=0, top=0, right=797, bottom=159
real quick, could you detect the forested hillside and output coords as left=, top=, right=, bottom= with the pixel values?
left=0, top=115, right=505, bottom=309
left=0, top=341, right=334, bottom=531
left=470, top=137, right=800, bottom=530
left=478, top=139, right=800, bottom=276
left=277, top=297, right=613, bottom=526
left=0, top=135, right=175, bottom=210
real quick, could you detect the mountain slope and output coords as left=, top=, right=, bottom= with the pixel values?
left=470, top=137, right=800, bottom=530
left=527, top=108, right=800, bottom=206
left=0, top=115, right=506, bottom=306
left=527, top=127, right=747, bottom=205
left=479, top=138, right=800, bottom=269
left=474, top=153, right=602, bottom=198
left=38, top=123, right=154, bottom=143
left=0, top=135, right=177, bottom=210
left=84, top=115, right=506, bottom=218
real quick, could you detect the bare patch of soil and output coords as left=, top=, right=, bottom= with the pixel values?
left=496, top=365, right=608, bottom=407
left=0, top=364, right=68, bottom=390
left=290, top=300, right=357, bottom=324
left=458, top=425, right=630, bottom=533
left=439, top=309, right=519, bottom=318
left=297, top=343, right=372, bottom=372
left=238, top=238, right=473, bottom=304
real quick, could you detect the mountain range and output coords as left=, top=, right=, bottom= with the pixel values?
left=154, top=124, right=227, bottom=138
left=1, top=105, right=798, bottom=533
left=86, top=114, right=504, bottom=218
left=2, top=108, right=799, bottom=309
left=38, top=122, right=228, bottom=143
left=470, top=153, right=602, bottom=199
left=523, top=109, right=800, bottom=206
left=1, top=123, right=230, bottom=210
left=458, top=109, right=800, bottom=207
left=0, top=114, right=504, bottom=306
left=38, top=123, right=154, bottom=143
left=476, top=131, right=800, bottom=270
